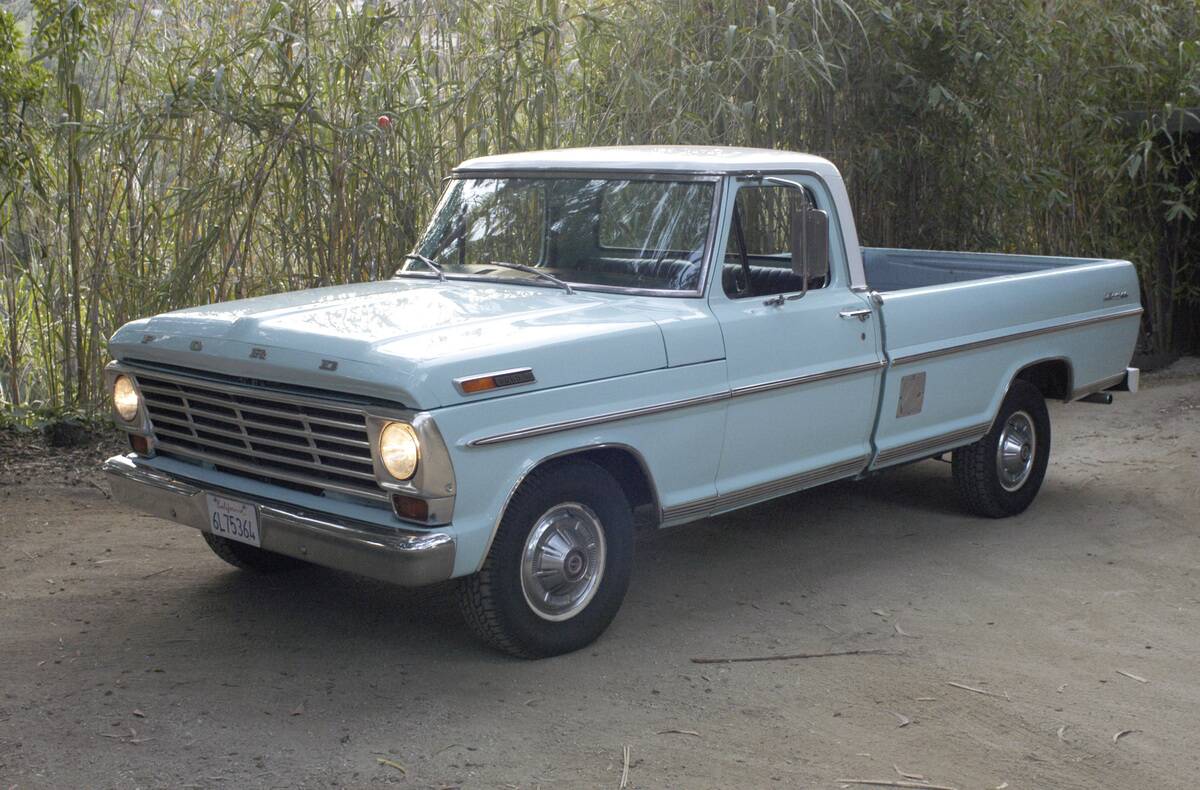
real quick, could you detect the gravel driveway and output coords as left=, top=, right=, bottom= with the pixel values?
left=2, top=371, right=1198, bottom=789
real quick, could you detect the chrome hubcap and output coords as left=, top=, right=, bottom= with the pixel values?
left=997, top=410, right=1037, bottom=492
left=520, top=503, right=607, bottom=622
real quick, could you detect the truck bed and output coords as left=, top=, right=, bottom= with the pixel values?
left=862, top=247, right=1142, bottom=471
left=863, top=248, right=1115, bottom=293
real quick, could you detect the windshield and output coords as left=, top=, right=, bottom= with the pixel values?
left=398, top=176, right=717, bottom=293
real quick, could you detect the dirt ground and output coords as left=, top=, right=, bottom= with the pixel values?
left=1, top=369, right=1198, bottom=790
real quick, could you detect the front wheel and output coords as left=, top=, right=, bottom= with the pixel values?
left=952, top=379, right=1051, bottom=518
left=458, top=460, right=634, bottom=658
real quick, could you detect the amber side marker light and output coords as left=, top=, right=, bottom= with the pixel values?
left=459, top=376, right=498, bottom=394
left=129, top=434, right=150, bottom=454
left=392, top=494, right=429, bottom=523
left=456, top=368, right=535, bottom=395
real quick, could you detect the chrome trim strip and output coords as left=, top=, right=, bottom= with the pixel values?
left=453, top=367, right=536, bottom=396
left=120, top=360, right=404, bottom=412
left=890, top=307, right=1144, bottom=366
left=103, top=454, right=456, bottom=586
left=393, top=271, right=708, bottom=299
left=467, top=391, right=731, bottom=447
left=730, top=360, right=885, bottom=399
left=449, top=168, right=724, bottom=181
left=151, top=438, right=389, bottom=501
left=468, top=361, right=888, bottom=447
left=661, top=455, right=869, bottom=526
left=1070, top=371, right=1128, bottom=401
left=873, top=421, right=992, bottom=467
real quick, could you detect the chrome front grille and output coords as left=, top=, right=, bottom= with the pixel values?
left=135, top=370, right=385, bottom=502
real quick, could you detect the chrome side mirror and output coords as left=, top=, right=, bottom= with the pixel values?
left=791, top=199, right=829, bottom=286
left=764, top=176, right=829, bottom=299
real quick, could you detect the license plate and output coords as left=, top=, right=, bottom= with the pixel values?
left=205, top=494, right=261, bottom=547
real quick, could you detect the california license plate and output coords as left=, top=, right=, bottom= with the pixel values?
left=205, top=494, right=261, bottom=547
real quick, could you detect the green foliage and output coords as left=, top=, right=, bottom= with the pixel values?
left=0, top=10, right=47, bottom=183
left=0, top=0, right=1197, bottom=422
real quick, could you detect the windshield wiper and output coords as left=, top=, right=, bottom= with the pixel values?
left=485, top=261, right=574, bottom=294
left=402, top=253, right=445, bottom=281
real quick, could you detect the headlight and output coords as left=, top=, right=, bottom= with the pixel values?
left=379, top=421, right=420, bottom=480
left=113, top=375, right=141, bottom=422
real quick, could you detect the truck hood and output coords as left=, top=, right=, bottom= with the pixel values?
left=109, top=279, right=674, bottom=409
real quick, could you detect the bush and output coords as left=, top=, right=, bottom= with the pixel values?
left=0, top=0, right=1196, bottom=419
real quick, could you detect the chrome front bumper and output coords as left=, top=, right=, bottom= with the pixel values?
left=102, top=455, right=455, bottom=586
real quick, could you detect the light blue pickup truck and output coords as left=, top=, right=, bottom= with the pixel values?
left=103, top=146, right=1142, bottom=657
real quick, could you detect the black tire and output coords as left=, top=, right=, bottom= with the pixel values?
left=202, top=532, right=306, bottom=573
left=952, top=379, right=1051, bottom=518
left=458, top=460, right=634, bottom=659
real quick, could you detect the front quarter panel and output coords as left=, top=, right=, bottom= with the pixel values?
left=433, top=361, right=728, bottom=577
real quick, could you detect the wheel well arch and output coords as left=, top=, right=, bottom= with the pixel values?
left=474, top=443, right=662, bottom=574
left=1013, top=357, right=1073, bottom=402
left=526, top=444, right=661, bottom=523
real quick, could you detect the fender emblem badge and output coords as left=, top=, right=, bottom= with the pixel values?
left=320, top=359, right=338, bottom=371
left=250, top=347, right=267, bottom=360
left=189, top=340, right=203, bottom=351
left=1104, top=290, right=1129, bottom=301
left=141, top=334, right=156, bottom=344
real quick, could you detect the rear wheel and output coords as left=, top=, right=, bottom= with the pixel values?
left=458, top=460, right=634, bottom=658
left=952, top=379, right=1051, bottom=518
left=203, top=533, right=306, bottom=573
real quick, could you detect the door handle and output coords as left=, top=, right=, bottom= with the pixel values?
left=839, top=308, right=872, bottom=321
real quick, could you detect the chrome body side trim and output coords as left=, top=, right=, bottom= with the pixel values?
left=661, top=455, right=869, bottom=526
left=890, top=307, right=1144, bottom=366
left=1070, top=371, right=1129, bottom=401
left=103, top=455, right=455, bottom=587
left=872, top=421, right=992, bottom=468
left=467, top=391, right=731, bottom=447
left=729, top=360, right=885, bottom=399
left=468, top=361, right=888, bottom=447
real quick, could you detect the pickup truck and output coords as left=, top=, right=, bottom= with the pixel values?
left=102, top=146, right=1142, bottom=658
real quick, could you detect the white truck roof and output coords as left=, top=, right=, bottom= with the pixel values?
left=454, top=145, right=837, bottom=175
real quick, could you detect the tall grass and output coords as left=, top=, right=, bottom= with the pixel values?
left=1, top=0, right=1197, bottom=415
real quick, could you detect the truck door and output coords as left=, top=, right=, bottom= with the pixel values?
left=708, top=176, right=883, bottom=510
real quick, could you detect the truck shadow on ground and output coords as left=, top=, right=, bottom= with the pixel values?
left=131, top=458, right=1045, bottom=664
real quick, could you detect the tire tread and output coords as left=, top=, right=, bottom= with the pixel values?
left=457, top=460, right=632, bottom=658
left=952, top=379, right=1050, bottom=518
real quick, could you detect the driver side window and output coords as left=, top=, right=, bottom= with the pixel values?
left=722, top=184, right=826, bottom=299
